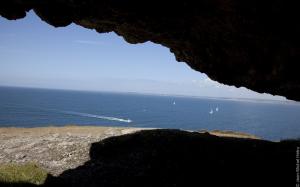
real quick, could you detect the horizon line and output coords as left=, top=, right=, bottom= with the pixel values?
left=0, top=85, right=295, bottom=104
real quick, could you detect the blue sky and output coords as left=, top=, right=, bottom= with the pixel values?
left=0, top=11, right=285, bottom=100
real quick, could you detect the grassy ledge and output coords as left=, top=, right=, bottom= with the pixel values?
left=0, top=163, right=48, bottom=185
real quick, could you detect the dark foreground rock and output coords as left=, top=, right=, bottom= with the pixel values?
left=1, top=0, right=300, bottom=100
left=40, top=129, right=298, bottom=187
left=0, top=129, right=298, bottom=186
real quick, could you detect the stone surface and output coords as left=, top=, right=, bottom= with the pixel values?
left=0, top=126, right=147, bottom=175
left=0, top=127, right=298, bottom=186
left=51, top=129, right=297, bottom=187
left=0, top=126, right=259, bottom=176
left=1, top=0, right=299, bottom=100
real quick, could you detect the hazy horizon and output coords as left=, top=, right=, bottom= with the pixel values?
left=0, top=85, right=291, bottom=104
left=0, top=11, right=286, bottom=101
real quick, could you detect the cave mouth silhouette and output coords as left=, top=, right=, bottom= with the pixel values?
left=0, top=1, right=299, bottom=186
left=1, top=0, right=300, bottom=101
left=2, top=129, right=297, bottom=187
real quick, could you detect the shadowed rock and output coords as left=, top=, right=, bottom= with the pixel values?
left=44, top=129, right=298, bottom=187
left=0, top=0, right=300, bottom=100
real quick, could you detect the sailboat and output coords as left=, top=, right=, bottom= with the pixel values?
left=173, top=101, right=176, bottom=105
left=209, top=109, right=213, bottom=114
left=215, top=107, right=219, bottom=112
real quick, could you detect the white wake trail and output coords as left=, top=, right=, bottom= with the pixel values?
left=62, top=111, right=132, bottom=123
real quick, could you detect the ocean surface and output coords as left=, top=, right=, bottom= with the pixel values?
left=0, top=86, right=300, bottom=141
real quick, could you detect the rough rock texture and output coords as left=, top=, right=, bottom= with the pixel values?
left=0, top=0, right=299, bottom=100
left=0, top=126, right=259, bottom=177
left=49, top=130, right=299, bottom=186
left=1, top=128, right=298, bottom=186
left=0, top=126, right=146, bottom=176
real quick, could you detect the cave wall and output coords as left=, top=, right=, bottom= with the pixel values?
left=1, top=0, right=299, bottom=100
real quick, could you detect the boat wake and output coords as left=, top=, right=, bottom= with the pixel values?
left=62, top=111, right=132, bottom=123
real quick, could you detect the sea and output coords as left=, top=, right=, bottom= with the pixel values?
left=0, top=86, right=300, bottom=141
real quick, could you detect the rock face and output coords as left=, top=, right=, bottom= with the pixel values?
left=49, top=129, right=297, bottom=187
left=0, top=126, right=146, bottom=176
left=0, top=128, right=298, bottom=186
left=0, top=0, right=300, bottom=100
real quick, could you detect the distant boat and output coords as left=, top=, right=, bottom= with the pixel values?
left=173, top=101, right=176, bottom=105
left=209, top=109, right=213, bottom=114
left=216, top=107, right=219, bottom=112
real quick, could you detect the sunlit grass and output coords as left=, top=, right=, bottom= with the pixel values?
left=0, top=163, right=48, bottom=185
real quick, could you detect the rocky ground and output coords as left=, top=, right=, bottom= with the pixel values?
left=0, top=126, right=259, bottom=176
left=0, top=126, right=148, bottom=176
left=1, top=126, right=297, bottom=187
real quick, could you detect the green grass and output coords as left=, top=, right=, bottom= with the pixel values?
left=0, top=163, right=48, bottom=185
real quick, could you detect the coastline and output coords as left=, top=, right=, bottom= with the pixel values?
left=0, top=126, right=259, bottom=176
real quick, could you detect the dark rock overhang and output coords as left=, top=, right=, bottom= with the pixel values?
left=1, top=0, right=299, bottom=101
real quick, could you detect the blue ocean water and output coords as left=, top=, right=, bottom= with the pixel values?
left=0, top=86, right=300, bottom=141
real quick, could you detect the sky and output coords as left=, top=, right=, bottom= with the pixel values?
left=0, top=11, right=285, bottom=100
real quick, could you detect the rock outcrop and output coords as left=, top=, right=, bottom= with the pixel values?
left=49, top=130, right=298, bottom=186
left=0, top=128, right=298, bottom=186
left=0, top=0, right=299, bottom=100
left=0, top=126, right=146, bottom=176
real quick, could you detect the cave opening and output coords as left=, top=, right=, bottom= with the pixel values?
left=1, top=10, right=298, bottom=141
left=0, top=1, right=299, bottom=187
